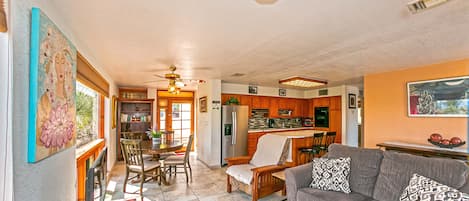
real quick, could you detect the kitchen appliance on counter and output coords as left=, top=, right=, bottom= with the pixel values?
left=314, top=107, right=329, bottom=128
left=303, top=118, right=313, bottom=127
left=222, top=105, right=249, bottom=166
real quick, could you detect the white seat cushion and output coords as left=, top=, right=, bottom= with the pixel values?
left=226, top=164, right=255, bottom=185
left=164, top=155, right=184, bottom=161
left=250, top=134, right=289, bottom=167
left=129, top=160, right=160, bottom=172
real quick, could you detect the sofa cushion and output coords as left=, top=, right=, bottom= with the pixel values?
left=297, top=188, right=373, bottom=201
left=373, top=151, right=469, bottom=201
left=327, top=144, right=384, bottom=197
left=400, top=174, right=469, bottom=201
left=310, top=157, right=352, bottom=193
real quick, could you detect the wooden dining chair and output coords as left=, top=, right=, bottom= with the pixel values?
left=298, top=132, right=324, bottom=161
left=162, top=134, right=194, bottom=183
left=120, top=139, right=162, bottom=196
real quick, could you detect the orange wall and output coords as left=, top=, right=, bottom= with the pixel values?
left=364, top=59, right=469, bottom=148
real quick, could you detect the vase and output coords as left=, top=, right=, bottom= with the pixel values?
left=152, top=137, right=161, bottom=145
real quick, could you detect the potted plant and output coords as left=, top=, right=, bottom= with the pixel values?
left=225, top=97, right=240, bottom=105
left=146, top=128, right=162, bottom=144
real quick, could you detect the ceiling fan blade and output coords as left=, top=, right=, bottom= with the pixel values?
left=153, top=74, right=166, bottom=79
left=143, top=80, right=166, bottom=84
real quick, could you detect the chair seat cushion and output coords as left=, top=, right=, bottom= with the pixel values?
left=129, top=160, right=160, bottom=172
left=226, top=164, right=255, bottom=185
left=297, top=188, right=372, bottom=201
left=164, top=155, right=184, bottom=161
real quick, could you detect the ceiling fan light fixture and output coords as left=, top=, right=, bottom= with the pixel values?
left=279, top=76, right=327, bottom=88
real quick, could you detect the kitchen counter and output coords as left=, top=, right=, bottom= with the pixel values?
left=270, top=129, right=327, bottom=138
left=248, top=127, right=315, bottom=133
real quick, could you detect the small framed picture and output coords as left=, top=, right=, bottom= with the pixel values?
left=199, top=96, right=207, bottom=112
left=248, top=85, right=258, bottom=94
left=279, top=88, right=286, bottom=96
left=348, top=94, right=357, bottom=109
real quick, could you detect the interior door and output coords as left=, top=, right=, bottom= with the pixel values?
left=169, top=101, right=193, bottom=146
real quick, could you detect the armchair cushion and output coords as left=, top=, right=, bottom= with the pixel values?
left=250, top=134, right=289, bottom=167
left=297, top=188, right=372, bottom=201
left=226, top=164, right=256, bottom=185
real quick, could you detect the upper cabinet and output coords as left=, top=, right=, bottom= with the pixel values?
left=330, top=96, right=341, bottom=111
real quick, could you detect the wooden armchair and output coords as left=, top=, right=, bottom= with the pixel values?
left=225, top=135, right=291, bottom=201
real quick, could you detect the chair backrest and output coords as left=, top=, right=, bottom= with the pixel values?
left=120, top=139, right=144, bottom=168
left=184, top=135, right=194, bottom=162
left=324, top=132, right=337, bottom=148
left=312, top=133, right=324, bottom=147
left=123, top=132, right=145, bottom=140
left=94, top=147, right=107, bottom=172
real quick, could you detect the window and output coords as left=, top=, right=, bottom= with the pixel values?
left=76, top=82, right=99, bottom=147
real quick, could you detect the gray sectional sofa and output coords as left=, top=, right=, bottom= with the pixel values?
left=285, top=144, right=469, bottom=201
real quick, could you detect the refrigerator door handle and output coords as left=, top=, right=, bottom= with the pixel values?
left=232, top=111, right=237, bottom=145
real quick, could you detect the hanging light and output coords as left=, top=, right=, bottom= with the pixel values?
left=168, top=80, right=177, bottom=93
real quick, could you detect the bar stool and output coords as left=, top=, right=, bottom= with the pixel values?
left=298, top=133, right=324, bottom=162
left=320, top=131, right=337, bottom=153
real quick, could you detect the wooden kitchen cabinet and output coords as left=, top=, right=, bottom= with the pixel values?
left=239, top=95, right=252, bottom=116
left=329, top=109, right=342, bottom=144
left=330, top=96, right=341, bottom=110
left=221, top=94, right=241, bottom=105
left=313, top=97, right=329, bottom=107
left=269, top=98, right=279, bottom=117
left=247, top=132, right=267, bottom=157
left=307, top=99, right=314, bottom=117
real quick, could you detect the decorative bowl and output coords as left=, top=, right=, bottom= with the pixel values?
left=427, top=139, right=466, bottom=149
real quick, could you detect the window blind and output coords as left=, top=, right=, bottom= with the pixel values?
left=0, top=0, right=7, bottom=32
left=77, top=53, right=110, bottom=97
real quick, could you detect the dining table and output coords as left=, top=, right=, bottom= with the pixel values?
left=140, top=139, right=184, bottom=185
left=141, top=139, right=184, bottom=160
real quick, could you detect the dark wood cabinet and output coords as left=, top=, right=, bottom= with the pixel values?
left=269, top=98, right=279, bottom=117
left=117, top=99, right=154, bottom=160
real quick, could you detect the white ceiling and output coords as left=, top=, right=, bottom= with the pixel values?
left=51, top=0, right=469, bottom=90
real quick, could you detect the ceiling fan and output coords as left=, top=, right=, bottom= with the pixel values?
left=147, top=65, right=205, bottom=94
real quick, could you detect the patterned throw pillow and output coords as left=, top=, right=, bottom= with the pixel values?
left=400, top=174, right=469, bottom=201
left=309, top=157, right=351, bottom=194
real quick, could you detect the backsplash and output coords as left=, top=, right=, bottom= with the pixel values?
left=248, top=117, right=303, bottom=129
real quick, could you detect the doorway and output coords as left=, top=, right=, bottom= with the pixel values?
left=157, top=91, right=194, bottom=150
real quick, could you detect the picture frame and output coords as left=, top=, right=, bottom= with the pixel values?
left=28, top=8, right=77, bottom=163
left=111, top=95, right=117, bottom=128
left=407, top=76, right=469, bottom=117
left=348, top=94, right=357, bottom=109
left=199, top=96, right=207, bottom=113
left=279, top=88, right=286, bottom=96
left=248, top=85, right=258, bottom=94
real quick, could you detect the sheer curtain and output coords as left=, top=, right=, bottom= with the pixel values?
left=0, top=1, right=13, bottom=200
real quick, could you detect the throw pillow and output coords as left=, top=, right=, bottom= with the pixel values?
left=400, top=174, right=469, bottom=201
left=309, top=157, right=351, bottom=194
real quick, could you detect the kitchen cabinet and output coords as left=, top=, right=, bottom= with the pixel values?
left=221, top=94, right=241, bottom=105
left=269, top=98, right=279, bottom=118
left=329, top=109, right=342, bottom=144
left=313, top=97, right=329, bottom=107
left=307, top=99, right=315, bottom=117
left=330, top=96, right=341, bottom=110
left=247, top=132, right=266, bottom=156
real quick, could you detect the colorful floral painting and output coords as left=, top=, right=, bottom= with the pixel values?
left=28, top=7, right=77, bottom=163
left=407, top=76, right=469, bottom=117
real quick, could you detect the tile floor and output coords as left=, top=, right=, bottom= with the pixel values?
left=103, top=154, right=286, bottom=201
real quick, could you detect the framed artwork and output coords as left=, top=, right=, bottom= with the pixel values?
left=348, top=94, right=357, bottom=109
left=199, top=96, right=207, bottom=113
left=279, top=88, right=286, bottom=96
left=407, top=76, right=469, bottom=117
left=28, top=8, right=77, bottom=163
left=112, top=95, right=117, bottom=128
left=249, top=85, right=258, bottom=94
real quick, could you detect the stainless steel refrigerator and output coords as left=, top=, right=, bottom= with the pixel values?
left=221, top=105, right=249, bottom=166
